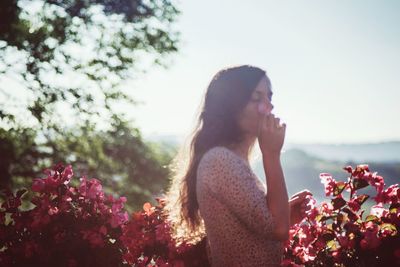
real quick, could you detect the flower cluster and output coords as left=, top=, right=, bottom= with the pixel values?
left=120, top=198, right=210, bottom=266
left=2, top=163, right=398, bottom=267
left=282, top=164, right=400, bottom=267
left=0, top=163, right=128, bottom=267
left=0, top=163, right=210, bottom=267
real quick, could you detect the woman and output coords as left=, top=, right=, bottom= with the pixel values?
left=162, top=65, right=312, bottom=266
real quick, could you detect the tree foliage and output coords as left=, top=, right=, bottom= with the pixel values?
left=0, top=0, right=181, bottom=211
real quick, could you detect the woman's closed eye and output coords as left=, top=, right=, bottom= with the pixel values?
left=251, top=96, right=272, bottom=104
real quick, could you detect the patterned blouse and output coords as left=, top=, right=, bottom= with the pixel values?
left=196, top=146, right=284, bottom=267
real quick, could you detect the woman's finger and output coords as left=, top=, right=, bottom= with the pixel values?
left=258, top=113, right=267, bottom=134
left=274, top=117, right=280, bottom=128
left=291, top=190, right=312, bottom=199
left=266, top=114, right=274, bottom=131
left=276, top=122, right=286, bottom=134
left=289, top=196, right=302, bottom=206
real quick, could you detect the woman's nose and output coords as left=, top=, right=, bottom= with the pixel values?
left=267, top=102, right=274, bottom=112
left=258, top=101, right=274, bottom=115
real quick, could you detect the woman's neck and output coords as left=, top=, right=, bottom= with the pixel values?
left=226, top=135, right=256, bottom=164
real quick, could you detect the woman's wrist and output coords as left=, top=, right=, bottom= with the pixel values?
left=262, top=151, right=281, bottom=162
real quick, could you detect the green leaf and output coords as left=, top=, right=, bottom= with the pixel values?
left=389, top=202, right=400, bottom=211
left=380, top=223, right=397, bottom=235
left=352, top=178, right=369, bottom=190
left=390, top=207, right=398, bottom=214
left=319, top=215, right=336, bottom=222
left=333, top=181, right=346, bottom=196
left=315, top=214, right=324, bottom=222
left=326, top=240, right=338, bottom=251
left=365, top=215, right=379, bottom=223
left=332, top=197, right=346, bottom=210
left=322, top=229, right=336, bottom=242
left=342, top=207, right=358, bottom=221
left=336, top=213, right=345, bottom=226
left=355, top=194, right=369, bottom=206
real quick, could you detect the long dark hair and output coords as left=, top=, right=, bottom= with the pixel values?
left=162, top=64, right=269, bottom=244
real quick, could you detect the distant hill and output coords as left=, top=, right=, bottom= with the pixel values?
left=144, top=133, right=400, bottom=163
left=286, top=141, right=400, bottom=163
left=144, top=133, right=400, bottom=204
left=252, top=148, right=400, bottom=204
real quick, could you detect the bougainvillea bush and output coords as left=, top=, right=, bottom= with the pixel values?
left=120, top=199, right=209, bottom=267
left=282, top=164, right=400, bottom=267
left=0, top=163, right=209, bottom=267
left=0, top=163, right=129, bottom=267
left=1, top=163, right=399, bottom=266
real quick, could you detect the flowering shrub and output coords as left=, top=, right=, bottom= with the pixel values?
left=282, top=164, right=400, bottom=267
left=2, top=163, right=398, bottom=266
left=0, top=163, right=129, bottom=267
left=120, top=199, right=210, bottom=267
left=0, top=163, right=210, bottom=267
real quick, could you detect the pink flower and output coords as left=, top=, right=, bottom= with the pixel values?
left=332, top=250, right=341, bottom=261
left=48, top=206, right=59, bottom=216
left=343, top=165, right=353, bottom=173
left=320, top=173, right=336, bottom=196
left=79, top=177, right=104, bottom=200
left=370, top=203, right=388, bottom=217
left=353, top=164, right=370, bottom=177
left=348, top=198, right=361, bottom=212
left=112, top=197, right=127, bottom=213
left=2, top=195, right=21, bottom=212
left=306, top=207, right=319, bottom=221
left=1, top=163, right=129, bottom=267
left=374, top=184, right=399, bottom=204
left=321, top=201, right=334, bottom=215
left=361, top=171, right=385, bottom=193
left=61, top=165, right=73, bottom=185
left=32, top=178, right=45, bottom=192
left=110, top=211, right=129, bottom=228
left=360, top=222, right=381, bottom=250
left=81, top=230, right=105, bottom=247
left=87, top=179, right=104, bottom=200
left=143, top=202, right=155, bottom=216
left=337, top=233, right=349, bottom=248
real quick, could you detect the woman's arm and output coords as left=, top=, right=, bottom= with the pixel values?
left=257, top=112, right=290, bottom=240
left=263, top=153, right=289, bottom=241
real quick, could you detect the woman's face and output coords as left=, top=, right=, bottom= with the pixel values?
left=237, top=75, right=274, bottom=136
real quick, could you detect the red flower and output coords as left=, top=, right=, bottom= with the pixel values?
left=0, top=164, right=127, bottom=266
left=370, top=203, right=388, bottom=218
left=320, top=173, right=336, bottom=196
left=321, top=201, right=334, bottom=215
left=284, top=165, right=400, bottom=266
left=360, top=222, right=381, bottom=250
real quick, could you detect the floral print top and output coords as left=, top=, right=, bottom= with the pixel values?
left=196, top=146, right=284, bottom=267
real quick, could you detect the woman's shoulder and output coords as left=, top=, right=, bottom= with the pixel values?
left=199, top=146, right=249, bottom=172
left=200, top=146, right=232, bottom=164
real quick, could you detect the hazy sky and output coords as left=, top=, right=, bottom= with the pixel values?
left=3, top=1, right=399, bottom=144
left=121, top=0, right=400, bottom=144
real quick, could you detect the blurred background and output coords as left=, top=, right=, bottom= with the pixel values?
left=1, top=0, right=399, bottom=212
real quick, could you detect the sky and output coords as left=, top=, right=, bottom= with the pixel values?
left=1, top=0, right=399, bottom=145
left=122, top=0, right=400, bottom=144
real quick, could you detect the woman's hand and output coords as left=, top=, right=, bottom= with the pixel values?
left=257, top=113, right=286, bottom=156
left=289, top=190, right=313, bottom=226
